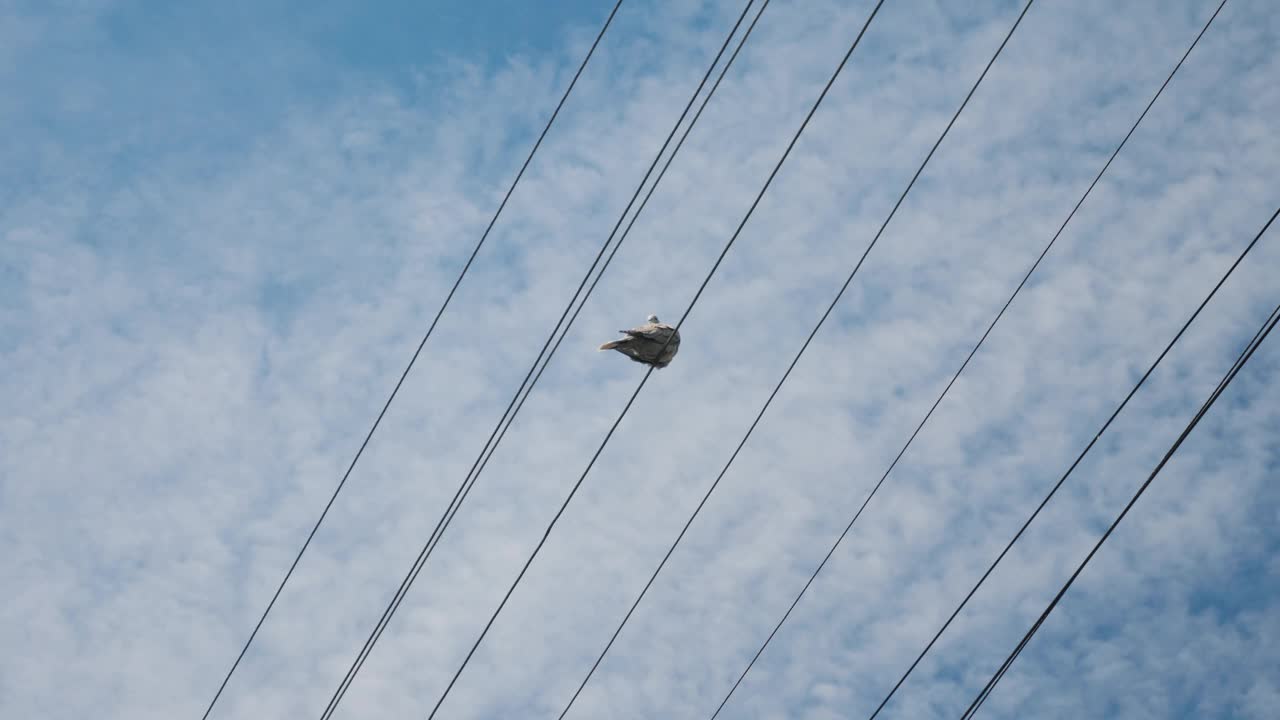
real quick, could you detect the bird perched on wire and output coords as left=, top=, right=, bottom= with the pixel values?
left=598, top=314, right=680, bottom=368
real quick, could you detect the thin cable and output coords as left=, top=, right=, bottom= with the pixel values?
left=736, top=201, right=1277, bottom=720
left=963, top=302, right=1280, bottom=720
left=198, top=4, right=624, bottom=718
left=318, top=3, right=763, bottom=718
left=426, top=1, right=891, bottom=717
left=372, top=9, right=778, bottom=691
left=959, top=299, right=1280, bottom=720
left=963, top=301, right=1280, bottom=720
left=876, top=217, right=1276, bottom=719
left=469, top=0, right=775, bottom=525
left=961, top=300, right=1279, bottom=720
left=959, top=293, right=1280, bottom=720
left=557, top=0, right=1042, bottom=716
left=815, top=3, right=1231, bottom=718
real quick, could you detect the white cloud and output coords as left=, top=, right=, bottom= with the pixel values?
left=1, top=0, right=1277, bottom=719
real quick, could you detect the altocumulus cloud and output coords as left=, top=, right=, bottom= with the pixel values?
left=1, top=1, right=1277, bottom=719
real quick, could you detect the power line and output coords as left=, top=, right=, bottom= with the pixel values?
left=709, top=2, right=1236, bottom=718
left=961, top=297, right=1280, bottom=719
left=881, top=211, right=1277, bottom=720
left=425, top=1, right=892, bottom=717
left=556, top=0, right=1042, bottom=716
left=197, top=3, right=625, bottom=718
left=316, top=2, right=767, bottom=718
left=959, top=286, right=1280, bottom=720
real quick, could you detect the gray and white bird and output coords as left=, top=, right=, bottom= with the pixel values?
left=598, top=314, right=680, bottom=368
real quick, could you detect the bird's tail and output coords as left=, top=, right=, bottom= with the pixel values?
left=598, top=340, right=623, bottom=351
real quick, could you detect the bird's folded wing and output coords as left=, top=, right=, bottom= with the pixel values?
left=642, top=329, right=678, bottom=347
left=623, top=324, right=657, bottom=337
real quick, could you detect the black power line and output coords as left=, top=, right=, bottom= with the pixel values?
left=198, top=3, right=625, bottom=718
left=713, top=2, right=1236, bottom=718
left=425, top=1, right=892, bottom=717
left=556, top=0, right=1042, bottom=717
left=317, top=2, right=768, bottom=718
left=889, top=212, right=1279, bottom=720
left=960, top=285, right=1280, bottom=720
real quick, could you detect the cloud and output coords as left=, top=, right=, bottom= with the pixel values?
left=1, top=0, right=1277, bottom=718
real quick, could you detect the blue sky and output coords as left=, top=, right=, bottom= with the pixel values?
left=2, top=1, right=1278, bottom=719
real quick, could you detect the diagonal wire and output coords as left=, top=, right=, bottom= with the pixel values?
left=959, top=288, right=1280, bottom=720
left=198, top=3, right=625, bottom=717
left=457, top=0, right=774, bottom=541
left=426, top=1, right=892, bottom=717
left=317, top=2, right=766, bottom=718
left=556, top=0, right=1042, bottom=717
left=831, top=3, right=1235, bottom=718
left=880, top=213, right=1275, bottom=720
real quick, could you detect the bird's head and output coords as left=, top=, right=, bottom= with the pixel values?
left=646, top=313, right=659, bottom=324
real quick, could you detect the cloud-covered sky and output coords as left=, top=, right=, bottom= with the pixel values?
left=2, top=1, right=1277, bottom=719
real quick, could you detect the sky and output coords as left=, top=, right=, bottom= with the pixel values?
left=1, top=0, right=1278, bottom=719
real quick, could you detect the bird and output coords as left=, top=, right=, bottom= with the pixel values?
left=598, top=314, right=680, bottom=368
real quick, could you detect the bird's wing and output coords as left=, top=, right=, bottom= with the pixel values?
left=631, top=324, right=678, bottom=346
left=622, top=323, right=659, bottom=337
left=650, top=323, right=678, bottom=339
